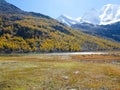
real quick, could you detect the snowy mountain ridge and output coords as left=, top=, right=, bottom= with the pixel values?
left=100, top=4, right=120, bottom=25
left=57, top=4, right=120, bottom=26
left=57, top=14, right=78, bottom=26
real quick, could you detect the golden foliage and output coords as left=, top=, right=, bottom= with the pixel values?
left=0, top=14, right=120, bottom=53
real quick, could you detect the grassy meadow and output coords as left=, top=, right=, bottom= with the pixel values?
left=0, top=52, right=120, bottom=90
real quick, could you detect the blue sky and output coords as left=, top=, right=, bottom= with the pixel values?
left=6, top=0, right=120, bottom=18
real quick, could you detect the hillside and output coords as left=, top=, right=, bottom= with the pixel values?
left=71, top=22, right=120, bottom=42
left=1, top=14, right=120, bottom=53
left=0, top=0, right=24, bottom=14
left=0, top=0, right=120, bottom=53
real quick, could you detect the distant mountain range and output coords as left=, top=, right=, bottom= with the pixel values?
left=57, top=4, right=120, bottom=25
left=57, top=4, right=120, bottom=42
left=0, top=0, right=120, bottom=53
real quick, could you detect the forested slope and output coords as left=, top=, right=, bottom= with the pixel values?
left=0, top=14, right=120, bottom=53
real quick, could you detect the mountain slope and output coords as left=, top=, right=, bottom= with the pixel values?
left=71, top=21, right=120, bottom=42
left=0, top=0, right=51, bottom=19
left=0, top=0, right=120, bottom=53
left=0, top=0, right=24, bottom=14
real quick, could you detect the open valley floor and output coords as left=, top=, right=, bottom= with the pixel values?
left=0, top=52, right=120, bottom=90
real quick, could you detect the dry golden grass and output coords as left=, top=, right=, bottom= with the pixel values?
left=0, top=53, right=119, bottom=90
left=71, top=54, right=120, bottom=62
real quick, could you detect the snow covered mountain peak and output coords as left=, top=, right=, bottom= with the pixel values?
left=100, top=4, right=120, bottom=25
left=57, top=4, right=120, bottom=26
